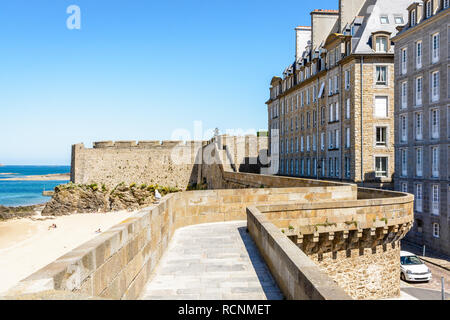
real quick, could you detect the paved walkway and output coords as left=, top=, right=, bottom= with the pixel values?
left=140, top=221, right=284, bottom=300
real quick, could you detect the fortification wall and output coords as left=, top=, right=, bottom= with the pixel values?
left=70, top=135, right=269, bottom=190
left=5, top=176, right=356, bottom=300
left=71, top=141, right=205, bottom=190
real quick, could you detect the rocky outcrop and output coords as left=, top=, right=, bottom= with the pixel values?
left=0, top=205, right=42, bottom=220
left=41, top=183, right=180, bottom=216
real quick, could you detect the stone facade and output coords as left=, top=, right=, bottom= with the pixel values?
left=266, top=0, right=416, bottom=189
left=311, top=245, right=400, bottom=300
left=392, top=2, right=449, bottom=256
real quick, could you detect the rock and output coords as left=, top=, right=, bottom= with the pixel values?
left=41, top=183, right=180, bottom=216
left=0, top=205, right=40, bottom=221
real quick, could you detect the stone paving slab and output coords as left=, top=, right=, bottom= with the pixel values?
left=140, top=221, right=284, bottom=300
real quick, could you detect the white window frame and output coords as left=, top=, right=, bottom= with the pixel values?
left=416, top=41, right=422, bottom=69
left=416, top=147, right=423, bottom=177
left=431, top=146, right=439, bottom=178
left=431, top=185, right=440, bottom=215
left=376, top=126, right=387, bottom=147
left=375, top=156, right=388, bottom=178
left=415, top=183, right=423, bottom=212
left=415, top=112, right=423, bottom=140
left=401, top=148, right=408, bottom=176
left=416, top=77, right=422, bottom=106
left=430, top=108, right=440, bottom=139
left=400, top=114, right=408, bottom=142
left=401, top=81, right=408, bottom=109
left=346, top=99, right=351, bottom=119
left=432, top=33, right=440, bottom=63
left=433, top=223, right=440, bottom=238
left=431, top=71, right=440, bottom=102
left=401, top=48, right=408, bottom=75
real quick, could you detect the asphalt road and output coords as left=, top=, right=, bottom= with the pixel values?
left=400, top=261, right=450, bottom=300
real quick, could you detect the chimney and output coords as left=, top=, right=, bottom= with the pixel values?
left=295, top=26, right=311, bottom=61
left=339, top=0, right=366, bottom=32
left=310, top=9, right=339, bottom=49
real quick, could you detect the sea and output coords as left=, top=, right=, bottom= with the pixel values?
left=0, top=166, right=70, bottom=207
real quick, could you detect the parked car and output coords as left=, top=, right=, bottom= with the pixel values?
left=400, top=251, right=432, bottom=282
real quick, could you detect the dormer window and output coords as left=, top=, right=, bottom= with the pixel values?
left=410, top=9, right=417, bottom=26
left=380, top=15, right=389, bottom=24
left=376, top=36, right=388, bottom=52
left=425, top=1, right=432, bottom=18
left=394, top=16, right=404, bottom=24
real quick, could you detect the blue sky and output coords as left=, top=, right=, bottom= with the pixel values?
left=0, top=0, right=337, bottom=165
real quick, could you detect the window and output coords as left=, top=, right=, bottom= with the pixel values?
left=431, top=146, right=439, bottom=177
left=380, top=16, right=389, bottom=24
left=444, top=0, right=450, bottom=9
left=313, top=134, right=317, bottom=151
left=335, top=102, right=339, bottom=121
left=345, top=70, right=350, bottom=90
left=335, top=130, right=340, bottom=149
left=301, top=159, right=304, bottom=175
left=335, top=158, right=339, bottom=177
left=328, top=131, right=333, bottom=149
left=346, top=99, right=350, bottom=119
left=416, top=77, right=422, bottom=105
left=416, top=41, right=422, bottom=69
left=329, top=158, right=334, bottom=176
left=400, top=114, right=408, bottom=142
left=301, top=136, right=304, bottom=152
left=306, top=158, right=311, bottom=176
left=375, top=157, right=388, bottom=177
left=328, top=78, right=333, bottom=96
left=432, top=33, right=440, bottom=63
left=376, top=36, right=388, bottom=52
left=306, top=135, right=310, bottom=152
left=321, top=107, right=325, bottom=124
left=410, top=9, right=417, bottom=27
left=431, top=109, right=439, bottom=139
left=296, top=137, right=299, bottom=152
left=415, top=112, right=423, bottom=140
left=345, top=157, right=351, bottom=178
left=433, top=223, right=440, bottom=238
left=312, top=158, right=317, bottom=176
left=401, top=149, right=408, bottom=176
left=415, top=184, right=423, bottom=212
left=346, top=127, right=351, bottom=148
left=376, top=127, right=387, bottom=146
left=321, top=132, right=325, bottom=150
left=425, top=1, right=432, bottom=18
left=416, top=148, right=423, bottom=177
left=401, top=182, right=408, bottom=193
left=321, top=158, right=325, bottom=176
left=432, top=185, right=440, bottom=215
left=376, top=66, right=387, bottom=85
left=401, top=48, right=408, bottom=75
left=394, top=16, right=404, bottom=24
left=401, top=82, right=408, bottom=108
left=375, top=96, right=388, bottom=117
left=329, top=104, right=334, bottom=122
left=295, top=160, right=299, bottom=176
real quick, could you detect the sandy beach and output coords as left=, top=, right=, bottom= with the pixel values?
left=0, top=211, right=135, bottom=295
left=1, top=173, right=70, bottom=181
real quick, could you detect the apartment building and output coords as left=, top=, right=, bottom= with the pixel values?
left=266, top=0, right=415, bottom=189
left=392, top=0, right=449, bottom=256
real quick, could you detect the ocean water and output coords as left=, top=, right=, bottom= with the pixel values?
left=0, top=166, right=70, bottom=207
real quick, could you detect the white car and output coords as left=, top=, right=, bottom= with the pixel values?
left=400, top=251, right=432, bottom=282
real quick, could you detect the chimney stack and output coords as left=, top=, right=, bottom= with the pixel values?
left=295, top=26, right=311, bottom=61
left=339, top=0, right=366, bottom=32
